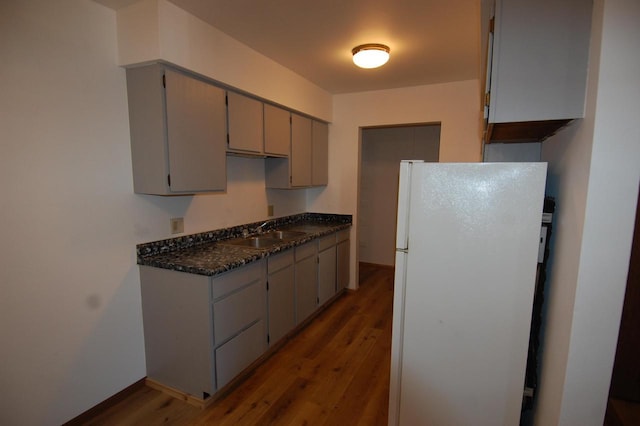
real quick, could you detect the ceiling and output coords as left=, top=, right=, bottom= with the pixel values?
left=95, top=0, right=481, bottom=94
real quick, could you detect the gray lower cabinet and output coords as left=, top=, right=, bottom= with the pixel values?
left=215, top=319, right=265, bottom=389
left=139, top=228, right=350, bottom=401
left=267, top=250, right=295, bottom=345
left=126, top=64, right=227, bottom=195
left=139, top=260, right=266, bottom=400
left=318, top=234, right=337, bottom=306
left=295, top=241, right=318, bottom=324
left=140, top=266, right=215, bottom=398
left=336, top=230, right=350, bottom=291
left=212, top=262, right=267, bottom=390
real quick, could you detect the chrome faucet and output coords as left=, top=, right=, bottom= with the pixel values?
left=255, top=221, right=270, bottom=234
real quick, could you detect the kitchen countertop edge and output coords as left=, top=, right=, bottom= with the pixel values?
left=137, top=213, right=352, bottom=277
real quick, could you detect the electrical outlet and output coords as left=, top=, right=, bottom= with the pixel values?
left=170, top=217, right=184, bottom=234
left=267, top=205, right=274, bottom=216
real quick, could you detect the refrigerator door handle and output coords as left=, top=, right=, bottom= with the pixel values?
left=396, top=161, right=420, bottom=250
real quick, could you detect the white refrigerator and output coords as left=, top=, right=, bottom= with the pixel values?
left=389, top=161, right=547, bottom=426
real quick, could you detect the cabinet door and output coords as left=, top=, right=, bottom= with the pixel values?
left=290, top=113, right=312, bottom=187
left=311, top=120, right=328, bottom=186
left=165, top=68, right=226, bottom=192
left=226, top=91, right=263, bottom=154
left=139, top=266, right=215, bottom=397
left=489, top=0, right=590, bottom=123
left=295, top=246, right=318, bottom=324
left=337, top=239, right=350, bottom=291
left=215, top=319, right=266, bottom=389
left=126, top=64, right=169, bottom=195
left=318, top=245, right=337, bottom=306
left=264, top=104, right=290, bottom=156
left=268, top=261, right=295, bottom=345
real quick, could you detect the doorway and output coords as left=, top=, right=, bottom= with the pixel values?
left=357, top=124, right=440, bottom=268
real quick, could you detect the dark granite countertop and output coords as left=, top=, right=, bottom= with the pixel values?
left=137, top=213, right=352, bottom=276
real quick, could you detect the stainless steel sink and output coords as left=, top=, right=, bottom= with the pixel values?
left=220, top=229, right=307, bottom=250
left=222, top=236, right=281, bottom=249
left=263, top=230, right=307, bottom=240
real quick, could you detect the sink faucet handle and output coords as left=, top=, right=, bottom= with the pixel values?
left=256, top=221, right=270, bottom=234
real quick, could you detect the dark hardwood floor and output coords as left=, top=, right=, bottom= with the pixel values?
left=605, top=398, right=640, bottom=426
left=83, top=263, right=394, bottom=425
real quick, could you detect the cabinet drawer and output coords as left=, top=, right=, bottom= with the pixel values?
left=336, top=229, right=349, bottom=243
left=212, top=260, right=263, bottom=300
left=215, top=319, right=266, bottom=389
left=268, top=249, right=294, bottom=274
left=213, top=281, right=263, bottom=345
left=318, top=234, right=336, bottom=251
left=295, top=241, right=317, bottom=261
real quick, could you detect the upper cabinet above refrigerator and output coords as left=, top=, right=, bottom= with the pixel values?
left=483, top=0, right=593, bottom=144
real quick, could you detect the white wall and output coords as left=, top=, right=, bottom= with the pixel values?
left=308, top=80, right=481, bottom=288
left=0, top=0, right=308, bottom=424
left=359, top=126, right=440, bottom=266
left=117, top=0, right=332, bottom=122
left=535, top=0, right=640, bottom=424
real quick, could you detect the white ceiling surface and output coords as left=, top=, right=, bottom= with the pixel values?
left=96, top=0, right=480, bottom=94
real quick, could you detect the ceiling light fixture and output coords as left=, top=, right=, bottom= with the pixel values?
left=352, top=43, right=390, bottom=69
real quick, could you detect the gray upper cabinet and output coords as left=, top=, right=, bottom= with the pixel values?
left=126, top=64, right=227, bottom=195
left=265, top=115, right=328, bottom=189
left=226, top=91, right=264, bottom=155
left=264, top=104, right=290, bottom=157
left=311, top=120, right=328, bottom=186
left=290, top=113, right=312, bottom=187
left=126, top=63, right=329, bottom=192
left=484, top=0, right=592, bottom=143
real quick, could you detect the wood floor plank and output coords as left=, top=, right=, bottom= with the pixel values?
left=320, top=326, right=390, bottom=425
left=80, top=264, right=394, bottom=425
left=85, top=387, right=200, bottom=426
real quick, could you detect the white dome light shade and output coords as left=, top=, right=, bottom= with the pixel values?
left=352, top=44, right=390, bottom=69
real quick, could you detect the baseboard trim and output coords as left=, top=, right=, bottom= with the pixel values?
left=62, top=378, right=146, bottom=425
left=145, top=378, right=213, bottom=409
